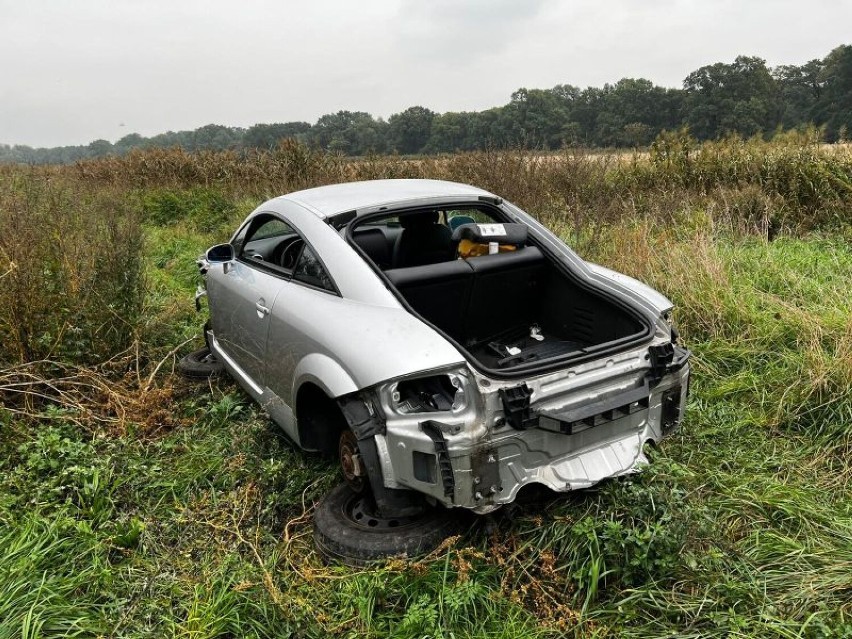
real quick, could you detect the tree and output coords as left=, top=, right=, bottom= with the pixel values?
left=310, top=111, right=386, bottom=155
left=812, top=45, right=852, bottom=141
left=348, top=117, right=389, bottom=155
left=87, top=139, right=114, bottom=157
left=568, top=87, right=605, bottom=145
left=579, top=79, right=675, bottom=146
left=774, top=60, right=824, bottom=129
left=683, top=56, right=780, bottom=139
left=115, top=133, right=146, bottom=154
left=243, top=122, right=311, bottom=149
left=468, top=108, right=503, bottom=149
left=622, top=122, right=653, bottom=147
left=388, top=106, right=436, bottom=154
left=551, top=84, right=581, bottom=104
left=189, top=124, right=243, bottom=151
left=425, top=111, right=477, bottom=153
left=5, top=44, right=852, bottom=165
left=496, top=88, right=570, bottom=149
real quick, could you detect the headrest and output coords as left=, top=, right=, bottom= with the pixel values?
left=399, top=211, right=439, bottom=228
left=451, top=222, right=528, bottom=246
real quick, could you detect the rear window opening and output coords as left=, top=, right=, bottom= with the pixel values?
left=349, top=207, right=511, bottom=271
left=347, top=205, right=650, bottom=377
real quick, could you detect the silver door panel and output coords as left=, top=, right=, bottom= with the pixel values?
left=208, top=260, right=282, bottom=386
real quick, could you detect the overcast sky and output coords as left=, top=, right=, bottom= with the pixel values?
left=1, top=0, right=849, bottom=147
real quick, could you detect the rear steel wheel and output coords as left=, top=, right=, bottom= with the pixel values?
left=313, top=483, right=459, bottom=566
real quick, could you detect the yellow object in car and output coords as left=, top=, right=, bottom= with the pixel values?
left=457, top=238, right=518, bottom=259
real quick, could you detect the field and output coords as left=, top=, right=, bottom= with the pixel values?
left=1, top=133, right=851, bottom=638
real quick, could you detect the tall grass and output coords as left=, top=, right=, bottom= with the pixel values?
left=0, top=515, right=107, bottom=638
left=0, top=172, right=145, bottom=366
left=67, top=133, right=852, bottom=234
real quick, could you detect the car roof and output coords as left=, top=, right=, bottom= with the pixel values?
left=278, top=179, right=495, bottom=219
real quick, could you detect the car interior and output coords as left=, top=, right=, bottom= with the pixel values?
left=236, top=217, right=335, bottom=292
left=349, top=208, right=646, bottom=371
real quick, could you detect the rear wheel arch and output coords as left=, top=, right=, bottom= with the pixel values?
left=292, top=353, right=359, bottom=401
left=295, top=382, right=347, bottom=455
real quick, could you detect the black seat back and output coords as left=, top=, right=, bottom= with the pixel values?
left=392, top=212, right=454, bottom=268
left=465, top=247, right=547, bottom=342
left=385, top=260, right=474, bottom=339
left=352, top=226, right=399, bottom=269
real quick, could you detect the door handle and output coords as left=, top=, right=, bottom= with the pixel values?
left=255, top=302, right=270, bottom=317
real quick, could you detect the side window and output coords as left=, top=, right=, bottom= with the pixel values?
left=239, top=215, right=297, bottom=269
left=250, top=218, right=293, bottom=242
left=293, top=245, right=335, bottom=292
left=446, top=208, right=493, bottom=225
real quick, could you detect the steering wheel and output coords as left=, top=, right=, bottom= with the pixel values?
left=279, top=239, right=304, bottom=270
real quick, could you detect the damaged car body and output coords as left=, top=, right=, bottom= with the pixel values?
left=196, top=179, right=690, bottom=559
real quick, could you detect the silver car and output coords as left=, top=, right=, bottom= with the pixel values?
left=195, top=179, right=690, bottom=563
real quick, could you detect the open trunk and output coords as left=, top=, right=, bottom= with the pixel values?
left=384, top=245, right=648, bottom=375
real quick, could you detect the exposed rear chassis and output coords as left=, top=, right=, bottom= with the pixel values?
left=344, top=344, right=690, bottom=514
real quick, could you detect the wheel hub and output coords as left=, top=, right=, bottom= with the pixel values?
left=343, top=493, right=426, bottom=531
left=339, top=431, right=365, bottom=493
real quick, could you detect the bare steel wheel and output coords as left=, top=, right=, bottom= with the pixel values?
left=339, top=431, right=365, bottom=493
left=314, top=483, right=460, bottom=566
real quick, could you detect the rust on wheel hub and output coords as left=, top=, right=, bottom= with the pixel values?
left=339, top=430, right=365, bottom=493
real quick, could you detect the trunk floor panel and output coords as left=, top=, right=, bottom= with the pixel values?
left=467, top=326, right=589, bottom=369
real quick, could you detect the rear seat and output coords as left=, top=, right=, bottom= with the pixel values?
left=352, top=227, right=394, bottom=270
left=385, top=260, right=474, bottom=339
left=465, top=247, right=547, bottom=342
left=384, top=246, right=547, bottom=343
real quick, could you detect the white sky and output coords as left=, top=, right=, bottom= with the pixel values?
left=1, top=0, right=849, bottom=147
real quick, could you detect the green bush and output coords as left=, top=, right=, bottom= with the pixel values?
left=141, top=186, right=238, bottom=233
left=0, top=173, right=145, bottom=365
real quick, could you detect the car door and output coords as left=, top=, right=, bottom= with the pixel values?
left=265, top=240, right=340, bottom=408
left=207, top=214, right=298, bottom=388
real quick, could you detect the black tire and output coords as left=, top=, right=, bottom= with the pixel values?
left=178, top=346, right=225, bottom=379
left=202, top=319, right=212, bottom=351
left=314, top=483, right=459, bottom=567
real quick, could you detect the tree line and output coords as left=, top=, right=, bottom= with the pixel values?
left=3, top=45, right=850, bottom=164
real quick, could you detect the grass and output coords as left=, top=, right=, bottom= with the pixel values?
left=1, top=137, right=851, bottom=637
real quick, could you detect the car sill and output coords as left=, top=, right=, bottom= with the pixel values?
left=209, top=333, right=264, bottom=395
